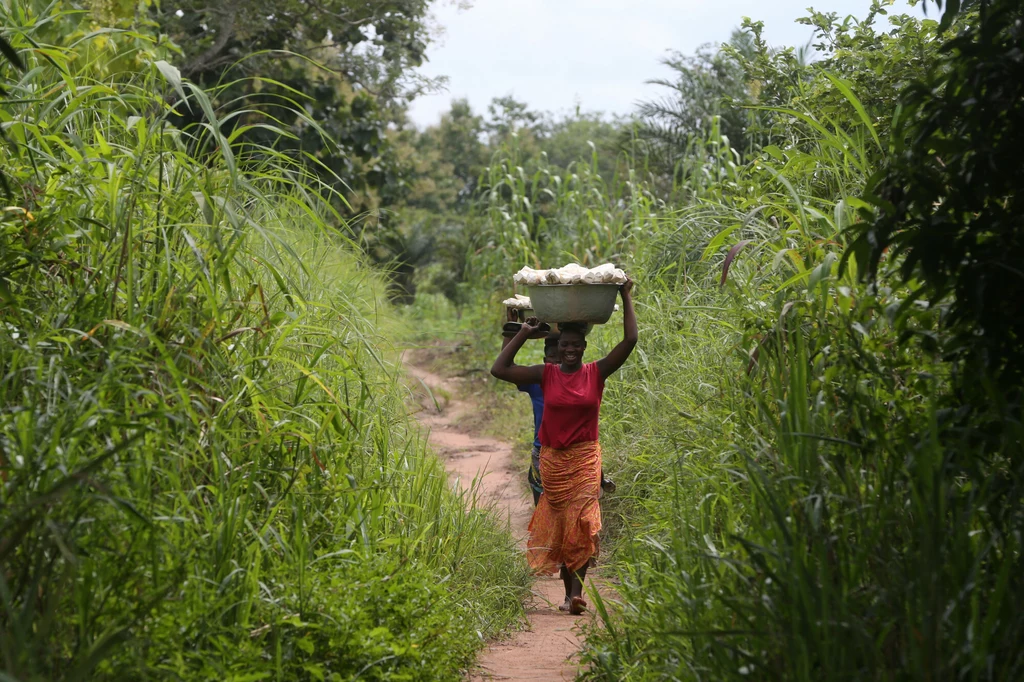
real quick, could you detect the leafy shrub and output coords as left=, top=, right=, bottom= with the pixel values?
left=0, top=6, right=527, bottom=680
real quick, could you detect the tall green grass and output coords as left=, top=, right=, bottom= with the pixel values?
left=419, top=45, right=1023, bottom=677
left=0, top=4, right=527, bottom=679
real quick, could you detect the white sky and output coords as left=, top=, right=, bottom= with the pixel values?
left=408, top=0, right=928, bottom=128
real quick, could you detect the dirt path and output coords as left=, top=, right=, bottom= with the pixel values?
left=402, top=351, right=589, bottom=681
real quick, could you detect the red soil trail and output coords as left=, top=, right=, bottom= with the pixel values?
left=402, top=350, right=595, bottom=681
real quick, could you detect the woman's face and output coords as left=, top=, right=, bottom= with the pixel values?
left=544, top=344, right=560, bottom=364
left=558, top=332, right=587, bottom=367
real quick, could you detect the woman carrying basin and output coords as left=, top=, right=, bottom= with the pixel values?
left=490, top=278, right=636, bottom=615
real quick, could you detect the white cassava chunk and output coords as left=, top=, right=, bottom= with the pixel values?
left=558, top=263, right=587, bottom=284
left=502, top=294, right=533, bottom=309
left=513, top=267, right=542, bottom=285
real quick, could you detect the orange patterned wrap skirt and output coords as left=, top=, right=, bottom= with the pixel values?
left=527, top=440, right=602, bottom=574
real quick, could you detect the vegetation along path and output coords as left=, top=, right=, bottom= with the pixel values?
left=403, top=349, right=594, bottom=681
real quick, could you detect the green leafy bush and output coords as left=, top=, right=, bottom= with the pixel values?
left=0, top=5, right=526, bottom=679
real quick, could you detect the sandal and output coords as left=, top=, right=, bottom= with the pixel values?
left=569, top=596, right=587, bottom=615
left=558, top=598, right=571, bottom=612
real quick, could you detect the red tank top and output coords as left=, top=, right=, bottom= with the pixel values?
left=538, top=362, right=605, bottom=449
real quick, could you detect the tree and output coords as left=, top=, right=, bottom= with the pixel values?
left=153, top=0, right=439, bottom=222
left=631, top=30, right=758, bottom=179
left=156, top=0, right=432, bottom=87
left=542, top=110, right=627, bottom=182
left=485, top=95, right=543, bottom=146
left=404, top=98, right=487, bottom=211
left=789, top=1, right=943, bottom=149
left=851, top=0, right=1024, bottom=392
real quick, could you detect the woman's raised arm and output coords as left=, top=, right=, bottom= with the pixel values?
left=597, top=280, right=637, bottom=380
left=491, top=317, right=544, bottom=385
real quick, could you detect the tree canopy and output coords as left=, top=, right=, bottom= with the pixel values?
left=153, top=0, right=438, bottom=222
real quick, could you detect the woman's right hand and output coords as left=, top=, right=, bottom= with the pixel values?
left=521, top=316, right=540, bottom=335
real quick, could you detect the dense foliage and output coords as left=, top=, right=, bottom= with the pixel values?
left=0, top=2, right=526, bottom=679
left=5, top=0, right=1022, bottom=678
left=855, top=0, right=1024, bottom=391
left=153, top=0, right=435, bottom=221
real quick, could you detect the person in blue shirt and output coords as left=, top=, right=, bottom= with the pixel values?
left=520, top=335, right=561, bottom=505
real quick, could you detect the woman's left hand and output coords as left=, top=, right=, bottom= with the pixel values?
left=620, top=278, right=634, bottom=298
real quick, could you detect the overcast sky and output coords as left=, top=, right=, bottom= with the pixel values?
left=407, top=0, right=927, bottom=128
